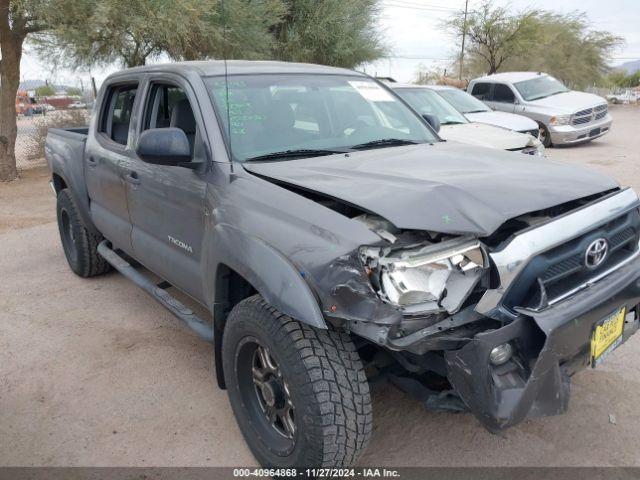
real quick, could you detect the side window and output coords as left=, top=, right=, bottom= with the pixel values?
left=493, top=84, right=515, bottom=103
left=143, top=83, right=201, bottom=160
left=100, top=84, right=138, bottom=145
left=471, top=82, right=491, bottom=100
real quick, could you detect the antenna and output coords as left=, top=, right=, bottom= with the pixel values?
left=221, top=0, right=233, bottom=170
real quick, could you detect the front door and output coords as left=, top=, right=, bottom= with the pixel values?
left=85, top=82, right=139, bottom=253
left=122, top=79, right=209, bottom=302
left=487, top=83, right=517, bottom=113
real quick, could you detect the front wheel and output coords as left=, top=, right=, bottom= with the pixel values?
left=222, top=295, right=372, bottom=468
left=539, top=123, right=552, bottom=148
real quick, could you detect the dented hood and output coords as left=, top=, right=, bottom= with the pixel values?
left=243, top=142, right=618, bottom=236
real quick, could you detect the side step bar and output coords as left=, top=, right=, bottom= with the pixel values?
left=97, top=241, right=214, bottom=342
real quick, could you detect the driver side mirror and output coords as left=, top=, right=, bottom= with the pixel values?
left=136, top=128, right=196, bottom=168
left=422, top=113, right=441, bottom=133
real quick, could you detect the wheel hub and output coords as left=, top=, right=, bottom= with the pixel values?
left=247, top=343, right=297, bottom=441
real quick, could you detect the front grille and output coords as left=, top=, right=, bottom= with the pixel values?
left=502, top=209, right=640, bottom=311
left=573, top=116, right=591, bottom=125
left=571, top=104, right=607, bottom=126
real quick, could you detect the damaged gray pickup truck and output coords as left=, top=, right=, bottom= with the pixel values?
left=46, top=60, right=640, bottom=468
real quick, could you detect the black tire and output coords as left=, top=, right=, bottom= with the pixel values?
left=56, top=188, right=110, bottom=277
left=222, top=295, right=372, bottom=468
left=539, top=123, right=552, bottom=148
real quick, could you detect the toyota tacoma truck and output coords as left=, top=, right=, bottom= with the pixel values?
left=46, top=61, right=640, bottom=468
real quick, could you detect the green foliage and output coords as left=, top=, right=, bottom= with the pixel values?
left=501, top=12, right=623, bottom=89
left=33, top=0, right=385, bottom=69
left=604, top=70, right=640, bottom=88
left=33, top=0, right=282, bottom=67
left=444, top=1, right=624, bottom=88
left=65, top=86, right=82, bottom=96
left=272, top=0, right=386, bottom=68
left=35, top=85, right=55, bottom=96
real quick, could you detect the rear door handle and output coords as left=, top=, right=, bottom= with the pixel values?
left=87, top=157, right=98, bottom=168
left=125, top=171, right=140, bottom=185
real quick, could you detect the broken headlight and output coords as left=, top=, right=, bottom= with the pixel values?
left=360, top=237, right=487, bottom=314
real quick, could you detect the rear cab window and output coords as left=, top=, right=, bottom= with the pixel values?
left=99, top=84, right=138, bottom=146
left=470, top=82, right=491, bottom=101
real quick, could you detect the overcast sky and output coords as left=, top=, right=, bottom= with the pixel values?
left=19, top=0, right=640, bottom=89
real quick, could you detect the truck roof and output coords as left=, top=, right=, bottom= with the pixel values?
left=107, top=60, right=363, bottom=80
left=471, top=71, right=548, bottom=84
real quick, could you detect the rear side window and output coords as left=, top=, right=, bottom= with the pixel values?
left=471, top=82, right=491, bottom=100
left=100, top=84, right=138, bottom=146
left=493, top=84, right=515, bottom=103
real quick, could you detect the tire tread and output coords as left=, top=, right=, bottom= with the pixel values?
left=224, top=295, right=372, bottom=467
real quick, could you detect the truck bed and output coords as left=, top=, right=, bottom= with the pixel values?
left=45, top=126, right=94, bottom=231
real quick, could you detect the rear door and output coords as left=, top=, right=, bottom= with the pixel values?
left=85, top=81, right=140, bottom=253
left=122, top=75, right=209, bottom=302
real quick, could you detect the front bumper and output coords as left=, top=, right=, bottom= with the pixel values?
left=549, top=115, right=612, bottom=145
left=444, top=254, right=640, bottom=431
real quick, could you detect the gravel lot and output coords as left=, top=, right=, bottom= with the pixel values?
left=1, top=105, right=640, bottom=467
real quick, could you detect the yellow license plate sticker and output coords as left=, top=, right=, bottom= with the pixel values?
left=591, top=307, right=625, bottom=367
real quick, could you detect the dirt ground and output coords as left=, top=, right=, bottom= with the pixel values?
left=2, top=106, right=640, bottom=467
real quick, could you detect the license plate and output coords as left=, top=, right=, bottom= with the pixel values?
left=590, top=307, right=625, bottom=367
left=589, top=127, right=601, bottom=137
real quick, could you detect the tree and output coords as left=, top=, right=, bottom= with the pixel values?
left=444, top=1, right=623, bottom=88
left=271, top=0, right=385, bottom=68
left=36, top=0, right=284, bottom=68
left=444, top=1, right=536, bottom=75
left=500, top=12, right=623, bottom=89
left=35, top=84, right=55, bottom=96
left=605, top=69, right=640, bottom=89
left=41, top=0, right=385, bottom=70
left=0, top=0, right=49, bottom=181
left=65, top=86, right=82, bottom=96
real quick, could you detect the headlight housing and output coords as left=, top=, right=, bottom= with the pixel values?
left=361, top=237, right=487, bottom=314
left=549, top=114, right=571, bottom=126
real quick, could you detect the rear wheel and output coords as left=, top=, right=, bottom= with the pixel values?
left=222, top=295, right=372, bottom=468
left=539, top=123, right=552, bottom=147
left=56, top=188, right=110, bottom=277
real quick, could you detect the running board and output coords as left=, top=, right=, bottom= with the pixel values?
left=97, top=241, right=214, bottom=342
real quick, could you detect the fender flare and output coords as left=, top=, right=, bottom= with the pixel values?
left=208, top=223, right=327, bottom=329
left=208, top=225, right=327, bottom=388
left=49, top=164, right=99, bottom=235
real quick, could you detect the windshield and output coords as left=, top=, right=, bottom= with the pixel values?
left=514, top=76, right=569, bottom=101
left=437, top=88, right=490, bottom=114
left=206, top=74, right=438, bottom=162
left=394, top=88, right=468, bottom=125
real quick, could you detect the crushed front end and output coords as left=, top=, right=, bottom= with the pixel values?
left=335, top=188, right=640, bottom=430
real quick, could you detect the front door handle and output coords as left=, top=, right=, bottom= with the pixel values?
left=125, top=171, right=140, bottom=185
left=87, top=157, right=98, bottom=168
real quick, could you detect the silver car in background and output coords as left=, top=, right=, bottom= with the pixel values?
left=468, top=72, right=612, bottom=147
left=390, top=84, right=545, bottom=156
left=429, top=85, right=539, bottom=138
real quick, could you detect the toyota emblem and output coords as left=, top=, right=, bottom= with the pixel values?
left=584, top=238, right=608, bottom=269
